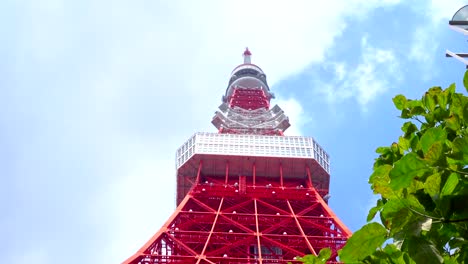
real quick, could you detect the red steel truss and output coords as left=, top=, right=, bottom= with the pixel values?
left=124, top=49, right=351, bottom=263
left=123, top=161, right=351, bottom=264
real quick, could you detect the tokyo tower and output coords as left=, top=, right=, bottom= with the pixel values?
left=123, top=48, right=351, bottom=264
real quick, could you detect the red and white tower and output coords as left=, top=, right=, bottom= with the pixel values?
left=123, top=48, right=351, bottom=264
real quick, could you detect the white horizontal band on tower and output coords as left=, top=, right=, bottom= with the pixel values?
left=176, top=132, right=330, bottom=173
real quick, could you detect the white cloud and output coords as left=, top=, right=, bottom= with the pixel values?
left=317, top=37, right=401, bottom=110
left=89, top=142, right=176, bottom=263
left=276, top=97, right=307, bottom=136
left=408, top=26, right=440, bottom=81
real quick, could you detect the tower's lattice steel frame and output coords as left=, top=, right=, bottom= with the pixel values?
left=123, top=49, right=351, bottom=264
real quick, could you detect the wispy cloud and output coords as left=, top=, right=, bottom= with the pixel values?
left=276, top=97, right=308, bottom=136
left=316, top=37, right=401, bottom=110
left=408, top=26, right=440, bottom=81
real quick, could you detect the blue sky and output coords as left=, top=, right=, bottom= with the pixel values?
left=1, top=0, right=468, bottom=263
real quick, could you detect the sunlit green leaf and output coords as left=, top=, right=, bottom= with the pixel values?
left=410, top=106, right=425, bottom=116
left=419, top=127, right=447, bottom=155
left=316, top=248, right=331, bottom=263
left=339, top=223, right=388, bottom=262
left=376, top=146, right=391, bottom=154
left=407, top=99, right=423, bottom=108
left=425, top=112, right=435, bottom=124
left=451, top=93, right=465, bottom=118
left=389, top=153, right=428, bottom=190
left=410, top=134, right=419, bottom=150
left=367, top=199, right=383, bottom=222
left=297, top=247, right=332, bottom=264
left=370, top=165, right=395, bottom=198
left=393, top=95, right=407, bottom=110
left=441, top=173, right=459, bottom=197
left=445, top=83, right=456, bottom=96
left=398, top=136, right=410, bottom=152
left=424, top=93, right=436, bottom=112
left=401, top=121, right=417, bottom=135
left=424, top=141, right=443, bottom=165
left=433, top=108, right=449, bottom=122
left=424, top=173, right=441, bottom=198
left=438, top=86, right=450, bottom=109
left=401, top=108, right=411, bottom=119
left=446, top=115, right=460, bottom=132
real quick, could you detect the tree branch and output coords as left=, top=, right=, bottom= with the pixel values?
left=406, top=206, right=444, bottom=221
left=446, top=168, right=468, bottom=176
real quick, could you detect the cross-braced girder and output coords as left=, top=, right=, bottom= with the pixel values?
left=124, top=49, right=350, bottom=264
left=124, top=161, right=351, bottom=264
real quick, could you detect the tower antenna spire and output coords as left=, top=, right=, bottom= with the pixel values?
left=243, top=47, right=252, bottom=64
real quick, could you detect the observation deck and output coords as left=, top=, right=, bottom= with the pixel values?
left=175, top=132, right=330, bottom=205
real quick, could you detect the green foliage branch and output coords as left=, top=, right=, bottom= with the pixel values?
left=299, top=71, right=468, bottom=264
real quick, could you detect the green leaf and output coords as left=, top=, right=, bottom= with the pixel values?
left=410, top=106, right=425, bottom=116
left=406, top=236, right=443, bottom=264
left=423, top=92, right=436, bottom=112
left=339, top=223, right=388, bottom=262
left=438, top=86, right=450, bottom=109
left=369, top=165, right=394, bottom=198
left=401, top=122, right=418, bottom=137
left=398, top=136, right=411, bottom=151
left=410, top=134, right=419, bottom=150
left=443, top=256, right=460, bottom=264
left=298, top=248, right=332, bottom=264
left=407, top=99, right=423, bottom=108
left=401, top=108, right=411, bottom=119
left=425, top=112, right=435, bottom=124
left=376, top=146, right=390, bottom=154
left=316, top=248, right=331, bottom=263
left=433, top=108, right=449, bottom=122
left=389, top=153, right=428, bottom=190
left=424, top=141, right=443, bottom=165
left=389, top=208, right=412, bottom=235
left=393, top=95, right=407, bottom=110
left=367, top=199, right=384, bottom=222
left=424, top=173, right=441, bottom=198
left=441, top=173, right=459, bottom=197
left=451, top=93, right=465, bottom=118
left=445, top=83, right=456, bottom=96
left=383, top=243, right=400, bottom=256
left=452, top=136, right=468, bottom=163
left=380, top=199, right=406, bottom=230
left=419, top=127, right=447, bottom=155
left=445, top=115, right=460, bottom=132
left=463, top=70, right=468, bottom=93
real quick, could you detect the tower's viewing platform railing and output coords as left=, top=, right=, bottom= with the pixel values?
left=176, top=132, right=330, bottom=174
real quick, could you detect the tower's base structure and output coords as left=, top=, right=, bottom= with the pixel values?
left=123, top=49, right=351, bottom=264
